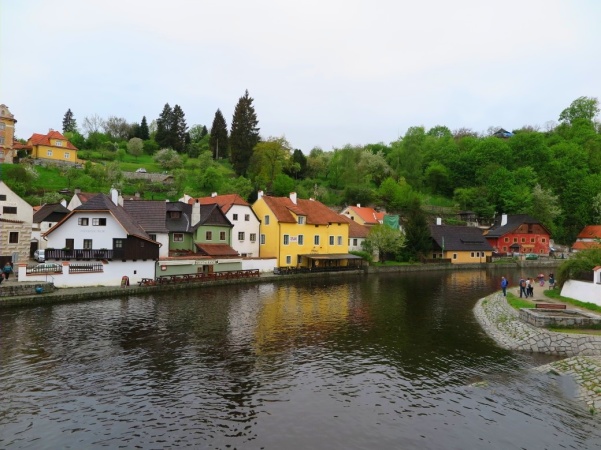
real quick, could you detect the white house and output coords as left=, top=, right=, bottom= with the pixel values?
left=0, top=180, right=33, bottom=264
left=183, top=193, right=261, bottom=258
left=26, top=190, right=161, bottom=287
left=32, top=201, right=69, bottom=251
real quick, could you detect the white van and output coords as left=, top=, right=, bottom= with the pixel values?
left=34, top=249, right=45, bottom=262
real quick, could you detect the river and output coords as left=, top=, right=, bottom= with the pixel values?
left=1, top=268, right=600, bottom=449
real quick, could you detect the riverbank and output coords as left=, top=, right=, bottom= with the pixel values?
left=474, top=291, right=601, bottom=411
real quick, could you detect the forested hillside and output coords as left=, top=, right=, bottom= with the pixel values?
left=2, top=95, right=600, bottom=245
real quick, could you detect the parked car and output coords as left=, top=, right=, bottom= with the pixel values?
left=525, top=253, right=539, bottom=260
left=135, top=168, right=147, bottom=173
left=34, top=249, right=45, bottom=262
left=36, top=263, right=62, bottom=272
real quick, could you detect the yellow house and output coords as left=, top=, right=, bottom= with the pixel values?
left=429, top=223, right=494, bottom=264
left=252, top=192, right=357, bottom=269
left=0, top=104, right=17, bottom=163
left=27, top=129, right=79, bottom=163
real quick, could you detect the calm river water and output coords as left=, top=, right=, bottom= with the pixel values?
left=2, top=268, right=601, bottom=449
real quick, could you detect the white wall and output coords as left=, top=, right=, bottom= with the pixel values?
left=241, top=258, right=277, bottom=272
left=226, top=204, right=261, bottom=257
left=18, top=260, right=156, bottom=287
left=46, top=212, right=126, bottom=249
left=561, top=280, right=601, bottom=306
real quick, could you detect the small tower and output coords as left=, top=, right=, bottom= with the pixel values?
left=0, top=104, right=17, bottom=164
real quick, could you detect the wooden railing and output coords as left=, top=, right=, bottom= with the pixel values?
left=139, top=269, right=261, bottom=286
left=46, top=249, right=114, bottom=261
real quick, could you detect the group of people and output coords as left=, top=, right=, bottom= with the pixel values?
left=500, top=273, right=555, bottom=297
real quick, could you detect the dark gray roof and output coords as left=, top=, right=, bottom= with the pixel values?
left=195, top=204, right=233, bottom=228
left=485, top=214, right=548, bottom=238
left=429, top=225, right=493, bottom=251
left=165, top=201, right=194, bottom=233
left=123, top=200, right=168, bottom=233
left=33, top=203, right=70, bottom=223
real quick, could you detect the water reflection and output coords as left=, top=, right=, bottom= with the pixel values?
left=1, top=269, right=601, bottom=449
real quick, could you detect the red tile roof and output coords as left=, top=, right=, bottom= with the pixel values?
left=195, top=243, right=239, bottom=257
left=261, top=195, right=344, bottom=225
left=188, top=194, right=249, bottom=213
left=339, top=214, right=370, bottom=238
left=576, top=225, right=601, bottom=239
left=572, top=241, right=601, bottom=250
left=345, top=205, right=382, bottom=225
left=27, top=130, right=78, bottom=150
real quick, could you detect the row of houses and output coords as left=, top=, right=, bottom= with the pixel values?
left=4, top=177, right=586, bottom=289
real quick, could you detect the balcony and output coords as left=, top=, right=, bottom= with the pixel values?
left=46, top=248, right=116, bottom=261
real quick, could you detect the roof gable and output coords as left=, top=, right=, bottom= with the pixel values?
left=485, top=214, right=550, bottom=237
left=577, top=225, right=601, bottom=239
left=189, top=194, right=250, bottom=213
left=261, top=195, right=343, bottom=225
left=33, top=203, right=70, bottom=223
left=430, top=225, right=493, bottom=251
left=28, top=130, right=79, bottom=150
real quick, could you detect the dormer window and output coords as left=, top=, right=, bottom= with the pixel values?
left=298, top=216, right=305, bottom=225
left=169, top=211, right=181, bottom=219
left=55, top=140, right=63, bottom=147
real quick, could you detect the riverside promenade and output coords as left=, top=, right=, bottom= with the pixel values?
left=474, top=291, right=601, bottom=411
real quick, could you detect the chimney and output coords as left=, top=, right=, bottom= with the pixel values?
left=211, top=192, right=218, bottom=197
left=357, top=203, right=361, bottom=208
left=290, top=192, right=297, bottom=205
left=436, top=217, right=442, bottom=226
left=74, top=188, right=81, bottom=195
left=501, top=214, right=508, bottom=226
left=60, top=199, right=67, bottom=207
left=191, top=202, right=200, bottom=225
left=110, top=187, right=119, bottom=205
left=134, top=192, right=140, bottom=198
left=258, top=190, right=264, bottom=199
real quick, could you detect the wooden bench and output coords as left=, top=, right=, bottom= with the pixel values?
left=535, top=303, right=566, bottom=310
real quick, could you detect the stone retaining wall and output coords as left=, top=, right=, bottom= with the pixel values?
left=474, top=293, right=601, bottom=356
left=0, top=282, right=55, bottom=298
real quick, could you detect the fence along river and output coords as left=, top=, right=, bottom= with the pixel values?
left=1, top=268, right=600, bottom=449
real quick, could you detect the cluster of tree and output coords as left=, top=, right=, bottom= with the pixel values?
left=52, top=95, right=600, bottom=252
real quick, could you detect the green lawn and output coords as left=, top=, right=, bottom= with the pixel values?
left=506, top=292, right=536, bottom=309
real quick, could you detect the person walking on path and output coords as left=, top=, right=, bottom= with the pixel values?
left=527, top=278, right=534, bottom=297
left=3, top=262, right=12, bottom=280
left=501, top=276, right=508, bottom=297
left=519, top=278, right=527, bottom=298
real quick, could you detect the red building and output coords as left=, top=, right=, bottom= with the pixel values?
left=483, top=214, right=551, bottom=255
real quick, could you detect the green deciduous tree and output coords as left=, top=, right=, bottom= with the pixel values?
left=529, top=184, right=562, bottom=235
left=62, top=109, right=77, bottom=133
left=363, top=224, right=406, bottom=263
left=247, top=136, right=292, bottom=190
left=209, top=109, right=229, bottom=159
left=153, top=148, right=183, bottom=170
left=557, top=248, right=601, bottom=288
left=230, top=90, right=260, bottom=176
left=559, top=96, right=600, bottom=124
left=127, top=137, right=144, bottom=159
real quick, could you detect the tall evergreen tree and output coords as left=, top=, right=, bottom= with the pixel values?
left=171, top=104, right=188, bottom=153
left=209, top=109, right=229, bottom=159
left=62, top=109, right=77, bottom=133
left=200, top=125, right=208, bottom=138
left=230, top=90, right=260, bottom=176
left=139, top=116, right=150, bottom=140
left=155, top=103, right=173, bottom=148
left=401, top=198, right=431, bottom=261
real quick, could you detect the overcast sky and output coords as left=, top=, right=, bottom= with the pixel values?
left=1, top=0, right=600, bottom=152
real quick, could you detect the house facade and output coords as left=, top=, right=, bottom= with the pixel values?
left=32, top=202, right=70, bottom=252
left=185, top=193, right=261, bottom=257
left=0, top=104, right=17, bottom=164
left=430, top=223, right=493, bottom=264
left=572, top=225, right=601, bottom=252
left=40, top=192, right=160, bottom=286
left=483, top=214, right=551, bottom=255
left=252, top=192, right=355, bottom=269
left=0, top=181, right=33, bottom=264
left=27, top=130, right=79, bottom=164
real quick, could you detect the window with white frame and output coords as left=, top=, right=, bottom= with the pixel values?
left=0, top=122, right=5, bottom=130
left=220, top=231, right=226, bottom=240
left=298, top=216, right=305, bottom=225
left=92, top=218, right=107, bottom=226
left=47, top=150, right=53, bottom=157
left=337, top=236, right=342, bottom=245
left=250, top=233, right=257, bottom=242
left=314, top=235, right=320, bottom=245
left=245, top=214, right=250, bottom=221
left=286, top=255, right=292, bottom=265
left=173, top=233, right=184, bottom=242
left=206, top=231, right=213, bottom=240
left=283, top=234, right=289, bottom=245
left=83, top=239, right=93, bottom=249
left=329, top=236, right=334, bottom=245
left=233, top=214, right=238, bottom=221
left=238, top=232, right=245, bottom=240
left=0, top=137, right=4, bottom=145
left=264, top=215, right=270, bottom=225
left=260, top=234, right=266, bottom=245
left=353, top=238, right=358, bottom=246
left=64, top=152, right=70, bottom=159
left=78, top=218, right=89, bottom=226
left=55, top=140, right=63, bottom=147
left=298, top=234, right=304, bottom=245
